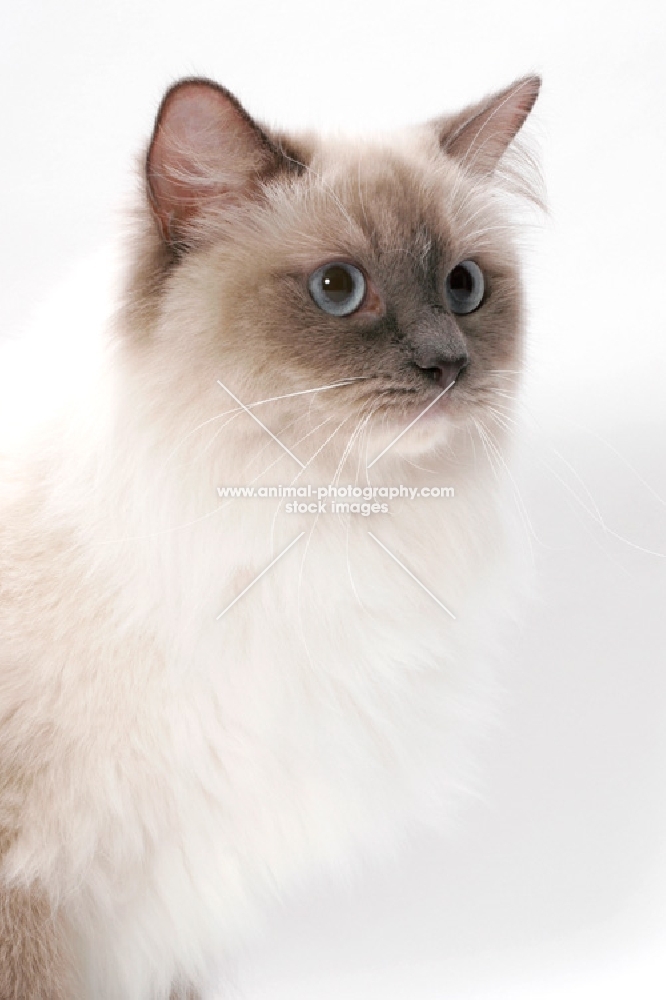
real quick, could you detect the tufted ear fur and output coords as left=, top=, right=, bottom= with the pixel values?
left=146, top=78, right=289, bottom=247
left=437, top=74, right=541, bottom=174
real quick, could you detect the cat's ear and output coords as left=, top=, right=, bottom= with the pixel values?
left=146, top=78, right=288, bottom=246
left=437, top=75, right=541, bottom=174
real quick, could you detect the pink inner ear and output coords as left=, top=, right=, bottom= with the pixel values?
left=146, top=80, right=276, bottom=242
left=443, top=75, right=541, bottom=174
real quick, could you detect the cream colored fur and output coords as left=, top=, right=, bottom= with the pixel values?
left=0, top=76, right=539, bottom=998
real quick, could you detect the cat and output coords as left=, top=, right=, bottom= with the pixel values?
left=0, top=73, right=541, bottom=998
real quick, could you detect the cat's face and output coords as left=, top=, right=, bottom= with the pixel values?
left=137, top=77, right=540, bottom=462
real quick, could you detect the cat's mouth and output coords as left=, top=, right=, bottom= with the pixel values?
left=345, top=377, right=465, bottom=461
left=357, top=364, right=468, bottom=416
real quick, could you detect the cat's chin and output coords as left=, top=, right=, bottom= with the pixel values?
left=368, top=404, right=457, bottom=461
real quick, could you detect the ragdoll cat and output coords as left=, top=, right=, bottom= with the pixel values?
left=0, top=73, right=540, bottom=998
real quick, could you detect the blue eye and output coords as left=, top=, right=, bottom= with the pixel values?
left=445, top=260, right=485, bottom=315
left=308, top=262, right=366, bottom=316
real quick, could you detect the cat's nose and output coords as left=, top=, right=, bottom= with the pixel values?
left=415, top=355, right=468, bottom=389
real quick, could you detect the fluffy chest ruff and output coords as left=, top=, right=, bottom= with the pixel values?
left=1, top=446, right=507, bottom=995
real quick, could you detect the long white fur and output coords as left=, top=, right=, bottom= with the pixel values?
left=0, top=133, right=529, bottom=999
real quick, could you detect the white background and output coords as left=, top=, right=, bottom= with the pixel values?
left=1, top=2, right=665, bottom=998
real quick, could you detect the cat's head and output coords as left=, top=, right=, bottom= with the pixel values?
left=128, top=75, right=540, bottom=469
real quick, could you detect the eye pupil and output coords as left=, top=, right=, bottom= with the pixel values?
left=322, top=265, right=354, bottom=303
left=449, top=265, right=473, bottom=294
left=445, top=259, right=484, bottom=315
